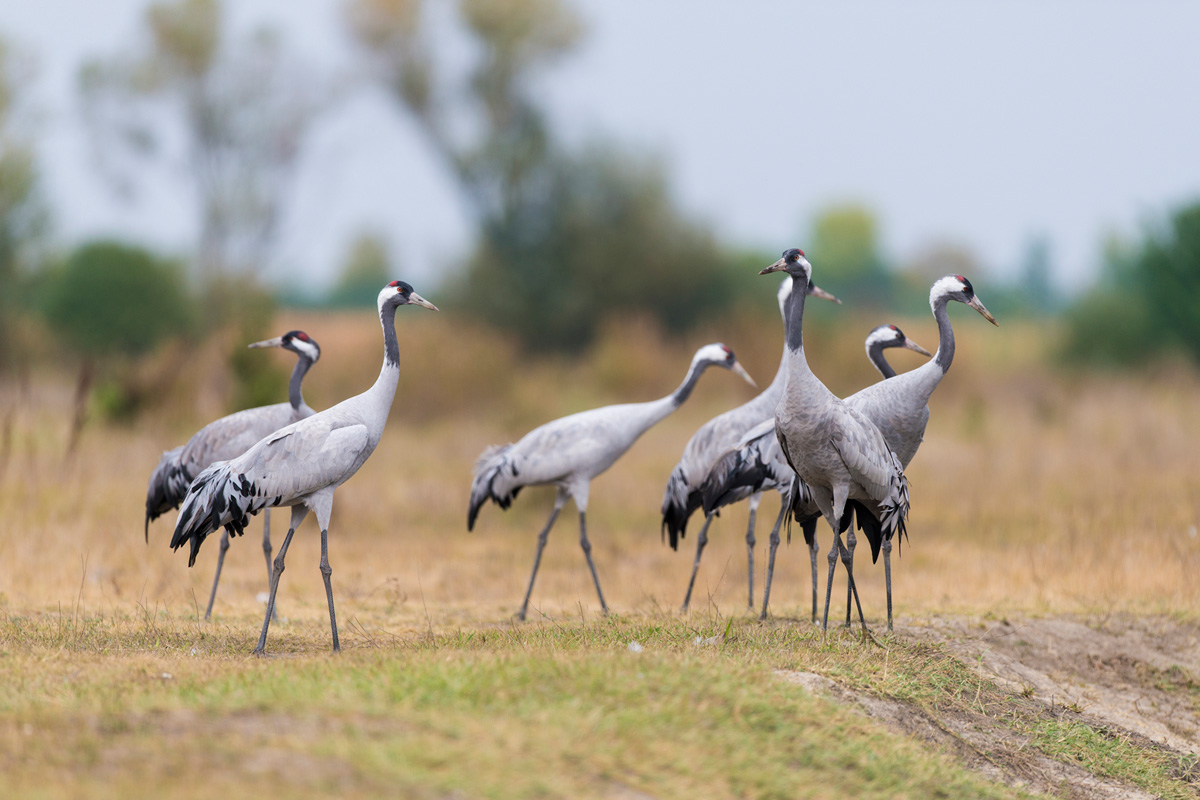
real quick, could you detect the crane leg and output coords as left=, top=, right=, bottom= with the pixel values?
left=821, top=533, right=839, bottom=631
left=844, top=526, right=857, bottom=629
left=253, top=525, right=296, bottom=655
left=882, top=536, right=893, bottom=632
left=838, top=534, right=870, bottom=634
left=517, top=498, right=564, bottom=621
left=578, top=511, right=609, bottom=616
left=745, top=494, right=760, bottom=610
left=806, top=520, right=819, bottom=624
left=680, top=515, right=713, bottom=613
left=759, top=499, right=787, bottom=621
left=262, top=509, right=277, bottom=622
left=204, top=529, right=231, bottom=620
left=319, top=527, right=339, bottom=652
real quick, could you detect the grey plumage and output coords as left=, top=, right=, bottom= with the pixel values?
left=469, top=343, right=756, bottom=621
left=144, top=332, right=321, bottom=537
left=838, top=276, right=997, bottom=629
left=144, top=330, right=321, bottom=619
left=699, top=324, right=930, bottom=620
left=170, top=281, right=437, bottom=653
left=661, top=278, right=840, bottom=612
left=761, top=248, right=912, bottom=632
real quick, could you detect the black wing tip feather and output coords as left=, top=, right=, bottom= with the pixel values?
left=660, top=493, right=698, bottom=550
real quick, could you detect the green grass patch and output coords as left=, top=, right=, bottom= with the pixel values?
left=1, top=611, right=1194, bottom=799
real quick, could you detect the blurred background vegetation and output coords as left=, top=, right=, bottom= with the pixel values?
left=0, top=0, right=1198, bottom=447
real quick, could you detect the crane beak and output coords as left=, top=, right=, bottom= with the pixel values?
left=968, top=296, right=998, bottom=326
left=730, top=360, right=757, bottom=388
left=759, top=257, right=788, bottom=275
left=903, top=338, right=932, bottom=358
left=409, top=292, right=439, bottom=311
left=809, top=283, right=842, bottom=304
left=247, top=336, right=285, bottom=349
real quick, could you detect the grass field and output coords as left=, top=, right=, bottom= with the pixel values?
left=1, top=308, right=1198, bottom=798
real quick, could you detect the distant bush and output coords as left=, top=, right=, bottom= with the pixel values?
left=40, top=239, right=193, bottom=357
left=454, top=147, right=737, bottom=352
left=1062, top=202, right=1200, bottom=367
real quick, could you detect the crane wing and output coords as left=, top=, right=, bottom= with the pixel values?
left=828, top=405, right=899, bottom=503
left=181, top=402, right=295, bottom=469
left=236, top=417, right=372, bottom=504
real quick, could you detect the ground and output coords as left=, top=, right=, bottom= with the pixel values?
left=2, top=313, right=1198, bottom=798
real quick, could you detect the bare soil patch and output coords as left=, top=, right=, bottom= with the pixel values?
left=907, top=614, right=1200, bottom=755
left=781, top=614, right=1200, bottom=799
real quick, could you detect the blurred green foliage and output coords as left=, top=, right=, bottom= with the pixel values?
left=200, top=276, right=282, bottom=411
left=1062, top=202, right=1200, bottom=366
left=349, top=0, right=737, bottom=351
left=807, top=204, right=895, bottom=308
left=455, top=148, right=735, bottom=350
left=80, top=0, right=326, bottom=278
left=0, top=37, right=49, bottom=368
left=328, top=233, right=392, bottom=309
left=40, top=240, right=193, bottom=358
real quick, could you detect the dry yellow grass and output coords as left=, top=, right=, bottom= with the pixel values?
left=2, top=308, right=1198, bottom=630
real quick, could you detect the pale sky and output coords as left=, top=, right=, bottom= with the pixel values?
left=3, top=0, right=1199, bottom=293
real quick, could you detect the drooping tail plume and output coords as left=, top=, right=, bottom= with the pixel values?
left=170, top=461, right=266, bottom=567
left=145, top=446, right=191, bottom=542
left=467, top=443, right=518, bottom=531
left=660, top=465, right=701, bottom=550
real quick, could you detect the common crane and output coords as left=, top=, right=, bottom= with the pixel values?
left=145, top=330, right=321, bottom=619
left=700, top=324, right=930, bottom=621
left=170, top=281, right=437, bottom=654
left=761, top=248, right=910, bottom=632
left=469, top=344, right=756, bottom=621
left=839, top=275, right=997, bottom=629
left=662, top=278, right=839, bottom=612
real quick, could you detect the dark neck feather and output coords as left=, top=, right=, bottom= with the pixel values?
left=868, top=344, right=897, bottom=379
left=671, top=360, right=709, bottom=406
left=287, top=355, right=313, bottom=410
left=381, top=302, right=399, bottom=368
left=932, top=297, right=955, bottom=372
left=784, top=275, right=807, bottom=352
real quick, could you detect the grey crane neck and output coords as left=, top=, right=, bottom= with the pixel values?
left=783, top=275, right=808, bottom=353
left=288, top=355, right=313, bottom=411
left=868, top=344, right=897, bottom=379
left=381, top=302, right=400, bottom=368
left=932, top=297, right=955, bottom=373
left=670, top=359, right=709, bottom=407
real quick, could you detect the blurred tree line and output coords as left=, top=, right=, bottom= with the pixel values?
left=1061, top=203, right=1200, bottom=367
left=2, top=0, right=1199, bottom=450
left=346, top=0, right=739, bottom=350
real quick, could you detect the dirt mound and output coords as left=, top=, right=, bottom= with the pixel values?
left=780, top=614, right=1200, bottom=799
left=908, top=614, right=1200, bottom=755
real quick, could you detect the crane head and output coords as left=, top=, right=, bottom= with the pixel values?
left=866, top=324, right=932, bottom=358
left=694, top=343, right=756, bottom=388
left=248, top=330, right=322, bottom=363
left=381, top=280, right=439, bottom=311
left=930, top=275, right=998, bottom=326
left=760, top=248, right=812, bottom=280
left=776, top=277, right=841, bottom=317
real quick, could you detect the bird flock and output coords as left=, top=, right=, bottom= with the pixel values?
left=146, top=255, right=996, bottom=654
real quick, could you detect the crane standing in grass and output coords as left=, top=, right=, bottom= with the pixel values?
left=700, top=324, right=931, bottom=621
left=145, top=330, right=321, bottom=619
left=661, top=278, right=840, bottom=613
left=761, top=248, right=910, bottom=633
left=170, top=281, right=437, bottom=654
left=837, top=274, right=998, bottom=629
left=469, top=344, right=757, bottom=621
